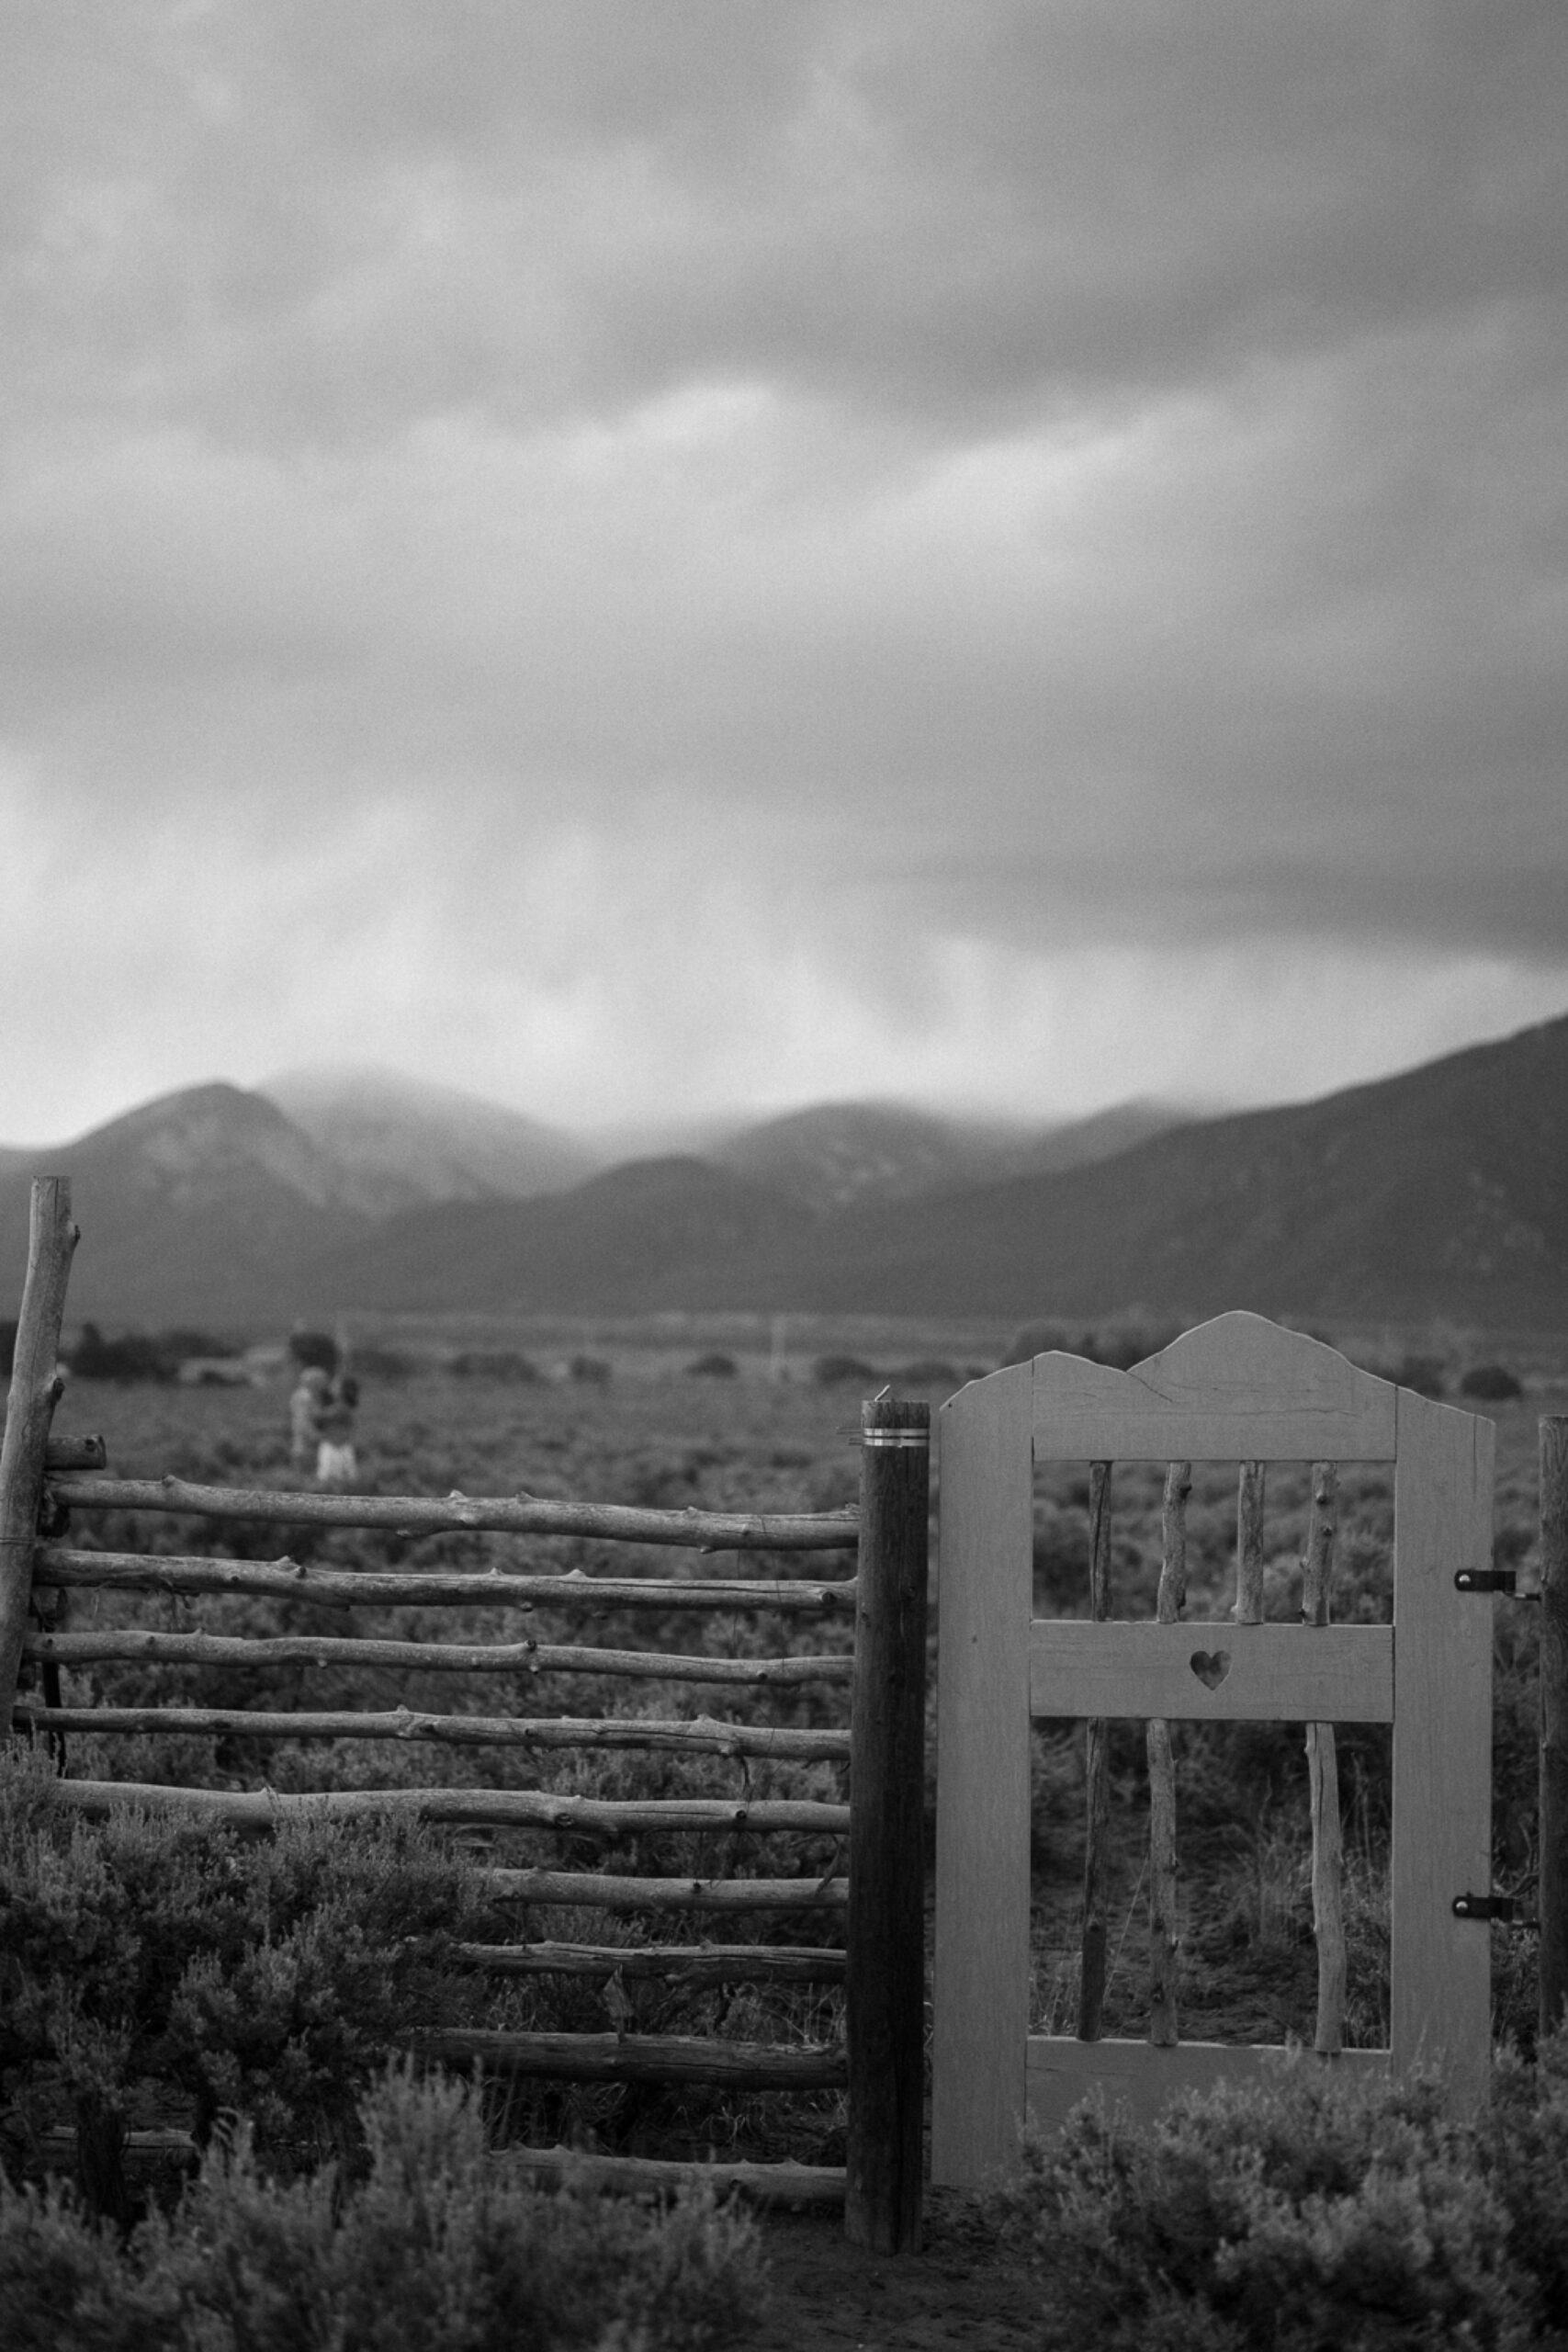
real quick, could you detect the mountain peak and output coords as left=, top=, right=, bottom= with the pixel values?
left=711, top=1098, right=1018, bottom=1213
left=67, top=1080, right=373, bottom=1213
left=88, top=1078, right=281, bottom=1138
left=260, top=1065, right=600, bottom=1207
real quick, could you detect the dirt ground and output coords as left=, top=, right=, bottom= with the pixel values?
left=741, top=2190, right=1039, bottom=2352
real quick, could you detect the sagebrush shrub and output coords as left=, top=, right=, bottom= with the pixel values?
left=0, top=2067, right=767, bottom=2352
left=1461, top=1363, right=1524, bottom=1403
left=0, top=2176, right=182, bottom=2351
left=1480, top=2034, right=1568, bottom=2331
left=995, top=2049, right=1568, bottom=2352
left=0, top=1755, right=498, bottom=2209
left=164, top=1806, right=496, bottom=2165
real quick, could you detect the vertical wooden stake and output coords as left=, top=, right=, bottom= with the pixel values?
left=1541, top=1417, right=1568, bottom=2041
left=1146, top=1460, right=1190, bottom=2046
left=0, top=1179, right=78, bottom=1734
left=1077, top=1461, right=1112, bottom=2039
left=846, top=1394, right=930, bottom=2255
left=1303, top=1462, right=1345, bottom=2054
left=1235, top=1461, right=1266, bottom=1625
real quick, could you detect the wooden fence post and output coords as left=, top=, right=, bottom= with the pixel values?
left=0, top=1179, right=78, bottom=1735
left=1541, top=1416, right=1568, bottom=2041
left=845, top=1394, right=930, bottom=2255
left=1303, top=1463, right=1346, bottom=2055
left=1145, top=1459, right=1190, bottom=2047
left=1077, top=1460, right=1113, bottom=2038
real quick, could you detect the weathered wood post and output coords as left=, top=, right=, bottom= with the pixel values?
left=1145, top=1459, right=1190, bottom=2046
left=846, top=1393, right=930, bottom=2254
left=0, top=1179, right=77, bottom=1735
left=1303, top=1462, right=1347, bottom=2054
left=1077, top=1460, right=1113, bottom=2037
left=1541, top=1416, right=1568, bottom=2040
left=1235, top=1460, right=1266, bottom=1625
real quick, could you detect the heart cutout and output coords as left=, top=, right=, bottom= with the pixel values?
left=1190, top=1648, right=1232, bottom=1690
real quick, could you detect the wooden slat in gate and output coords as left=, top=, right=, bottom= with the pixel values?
left=930, top=1361, right=1033, bottom=2188
left=1030, top=1619, right=1393, bottom=1724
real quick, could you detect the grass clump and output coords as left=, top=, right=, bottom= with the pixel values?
left=994, top=2042, right=1568, bottom=2351
left=0, top=2064, right=767, bottom=2351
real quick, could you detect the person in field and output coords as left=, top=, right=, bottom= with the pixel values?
left=314, top=1374, right=359, bottom=1489
left=289, top=1365, right=330, bottom=1474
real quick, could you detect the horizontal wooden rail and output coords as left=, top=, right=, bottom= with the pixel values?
left=46, top=1475, right=858, bottom=1551
left=1030, top=1618, right=1393, bottom=1724
left=44, top=1779, right=849, bottom=1836
left=44, top=1435, right=107, bottom=1471
left=410, top=2028, right=845, bottom=2089
left=28, top=1629, right=852, bottom=1685
left=1026, top=2035, right=1391, bottom=2132
left=39, top=2126, right=850, bottom=2207
left=42, top=2126, right=197, bottom=2173
left=34, top=1547, right=855, bottom=1614
left=487, top=1869, right=848, bottom=1912
left=9, top=1702, right=850, bottom=1759
left=456, top=1940, right=845, bottom=1983
left=499, top=2148, right=845, bottom=2207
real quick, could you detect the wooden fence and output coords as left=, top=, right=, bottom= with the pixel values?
left=0, top=1179, right=929, bottom=2252
left=932, top=1311, right=1499, bottom=2184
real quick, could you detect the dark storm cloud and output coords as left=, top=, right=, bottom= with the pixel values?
left=569, top=3, right=1568, bottom=427
left=1, top=1, right=1565, bottom=1136
left=9, top=2, right=1565, bottom=436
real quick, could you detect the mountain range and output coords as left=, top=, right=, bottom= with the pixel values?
left=1, top=1021, right=1564, bottom=1331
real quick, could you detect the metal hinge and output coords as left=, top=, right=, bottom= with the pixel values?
left=1452, top=1893, right=1538, bottom=1928
left=1453, top=1568, right=1517, bottom=1595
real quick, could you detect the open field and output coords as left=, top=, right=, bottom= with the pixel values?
left=8, top=1315, right=1568, bottom=2343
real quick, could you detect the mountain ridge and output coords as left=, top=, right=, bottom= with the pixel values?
left=734, top=1012, right=1568, bottom=1327
left=3, top=1018, right=1564, bottom=1329
left=309, top=1014, right=1568, bottom=1329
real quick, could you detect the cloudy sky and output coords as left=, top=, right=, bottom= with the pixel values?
left=4, top=1, right=1566, bottom=1146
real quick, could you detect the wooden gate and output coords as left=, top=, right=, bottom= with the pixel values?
left=931, top=1311, right=1495, bottom=2186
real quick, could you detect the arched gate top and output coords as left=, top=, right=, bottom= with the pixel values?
left=949, top=1309, right=1405, bottom=1462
